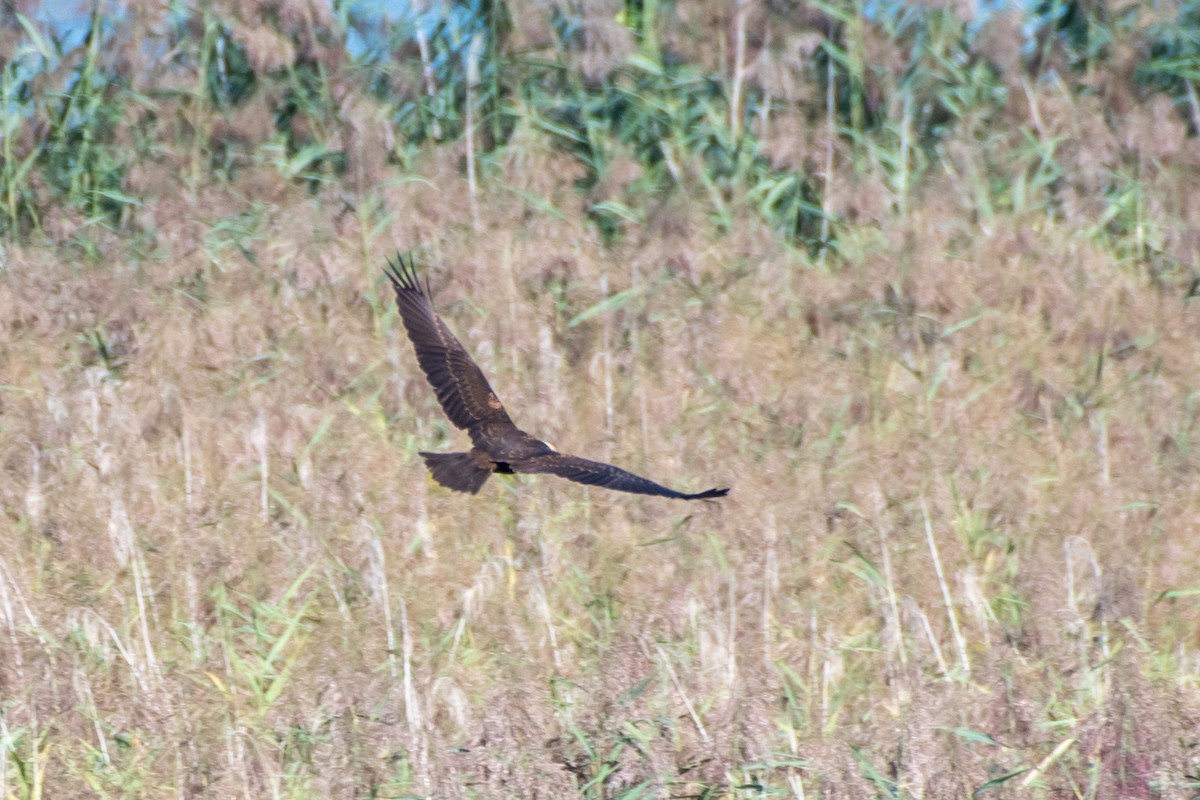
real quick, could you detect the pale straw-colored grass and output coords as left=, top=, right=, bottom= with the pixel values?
left=2, top=29, right=1200, bottom=796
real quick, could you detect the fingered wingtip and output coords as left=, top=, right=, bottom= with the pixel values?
left=688, top=487, right=730, bottom=501
left=383, top=252, right=423, bottom=295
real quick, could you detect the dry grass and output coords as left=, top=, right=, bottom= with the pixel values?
left=2, top=144, right=1199, bottom=797
left=3, top=5, right=1200, bottom=797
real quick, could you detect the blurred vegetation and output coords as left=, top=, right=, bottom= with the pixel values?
left=1, top=0, right=1196, bottom=252
left=3, top=1, right=1200, bottom=798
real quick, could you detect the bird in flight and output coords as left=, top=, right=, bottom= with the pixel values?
left=384, top=255, right=729, bottom=501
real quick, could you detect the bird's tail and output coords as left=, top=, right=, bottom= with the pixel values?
left=420, top=451, right=492, bottom=495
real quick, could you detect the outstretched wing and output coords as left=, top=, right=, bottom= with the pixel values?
left=385, top=255, right=514, bottom=434
left=509, top=452, right=730, bottom=501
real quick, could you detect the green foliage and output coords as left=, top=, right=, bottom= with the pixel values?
left=1135, top=2, right=1200, bottom=132
left=1, top=0, right=1197, bottom=257
left=0, top=20, right=46, bottom=235
left=512, top=54, right=827, bottom=246
left=209, top=565, right=318, bottom=716
left=1, top=10, right=135, bottom=235
left=200, top=19, right=256, bottom=107
left=43, top=10, right=133, bottom=223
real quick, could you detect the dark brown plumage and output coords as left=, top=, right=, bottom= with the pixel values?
left=384, top=255, right=729, bottom=501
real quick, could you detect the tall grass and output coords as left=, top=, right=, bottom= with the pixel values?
left=1, top=0, right=1199, bottom=797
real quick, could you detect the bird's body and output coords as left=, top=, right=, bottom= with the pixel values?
left=384, top=255, right=729, bottom=501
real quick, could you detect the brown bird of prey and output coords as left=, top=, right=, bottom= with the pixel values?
left=385, top=255, right=729, bottom=501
